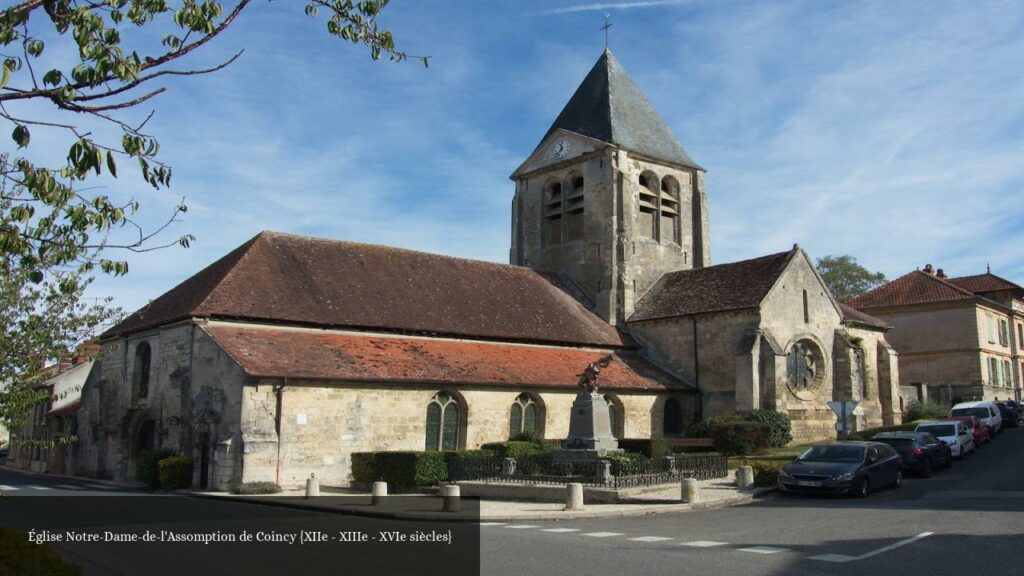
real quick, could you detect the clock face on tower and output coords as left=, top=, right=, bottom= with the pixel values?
left=553, top=139, right=571, bottom=159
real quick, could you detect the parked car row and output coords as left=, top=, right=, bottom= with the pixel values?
left=778, top=399, right=1015, bottom=498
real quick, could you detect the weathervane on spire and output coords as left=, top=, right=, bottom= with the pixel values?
left=602, top=12, right=612, bottom=49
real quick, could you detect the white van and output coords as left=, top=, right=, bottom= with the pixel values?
left=950, top=401, right=1003, bottom=436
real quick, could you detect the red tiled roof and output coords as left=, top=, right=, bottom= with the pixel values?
left=629, top=249, right=796, bottom=322
left=948, top=273, right=1024, bottom=295
left=847, top=270, right=976, bottom=309
left=104, top=231, right=626, bottom=348
left=204, top=324, right=691, bottom=392
left=837, top=303, right=889, bottom=330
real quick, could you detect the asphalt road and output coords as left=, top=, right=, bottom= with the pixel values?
left=481, top=428, right=1024, bottom=576
left=1, top=429, right=1022, bottom=576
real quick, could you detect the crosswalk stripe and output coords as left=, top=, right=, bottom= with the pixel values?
left=27, top=485, right=53, bottom=491
left=504, top=525, right=539, bottom=530
left=681, top=541, right=728, bottom=547
left=0, top=485, right=19, bottom=491
left=739, top=546, right=789, bottom=554
left=479, top=522, right=505, bottom=526
left=630, top=536, right=673, bottom=542
left=583, top=532, right=623, bottom=538
left=55, top=484, right=85, bottom=490
left=541, top=528, right=580, bottom=533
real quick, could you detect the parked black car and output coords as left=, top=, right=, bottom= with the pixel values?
left=871, top=431, right=953, bottom=476
left=996, top=401, right=1023, bottom=427
left=778, top=442, right=903, bottom=497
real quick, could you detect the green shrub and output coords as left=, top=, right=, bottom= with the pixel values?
left=905, top=400, right=949, bottom=422
left=510, top=431, right=539, bottom=442
left=599, top=451, right=647, bottom=465
left=616, top=438, right=669, bottom=459
left=744, top=460, right=787, bottom=487
left=232, top=481, right=283, bottom=495
left=157, top=456, right=193, bottom=490
left=710, top=421, right=770, bottom=455
left=687, top=414, right=744, bottom=438
left=135, top=448, right=175, bottom=487
left=350, top=451, right=448, bottom=488
left=0, top=528, right=84, bottom=576
left=748, top=409, right=793, bottom=448
left=479, top=440, right=549, bottom=459
left=848, top=423, right=919, bottom=441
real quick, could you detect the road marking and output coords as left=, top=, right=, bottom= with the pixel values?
left=680, top=540, right=728, bottom=548
left=55, top=484, right=85, bottom=490
left=739, top=546, right=789, bottom=554
left=479, top=522, right=505, bottom=526
left=541, top=528, right=580, bottom=533
left=583, top=532, right=623, bottom=538
left=84, top=484, right=116, bottom=490
left=504, top=525, right=539, bottom=530
left=0, top=485, right=19, bottom=491
left=630, top=536, right=673, bottom=542
left=808, top=532, right=934, bottom=564
left=27, top=485, right=53, bottom=491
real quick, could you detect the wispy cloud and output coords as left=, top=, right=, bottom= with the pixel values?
left=535, top=1, right=691, bottom=16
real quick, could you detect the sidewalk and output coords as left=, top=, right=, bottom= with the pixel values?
left=191, top=476, right=775, bottom=521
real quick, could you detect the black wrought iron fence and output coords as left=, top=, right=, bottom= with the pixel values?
left=673, top=454, right=729, bottom=481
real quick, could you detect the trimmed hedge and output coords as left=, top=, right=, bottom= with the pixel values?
left=744, top=460, right=787, bottom=487
left=157, top=456, right=194, bottom=490
left=848, top=423, right=919, bottom=441
left=0, top=528, right=84, bottom=576
left=351, top=451, right=448, bottom=488
left=479, top=440, right=549, bottom=459
left=687, top=414, right=744, bottom=438
left=136, top=448, right=175, bottom=487
left=232, top=481, right=283, bottom=495
left=617, top=438, right=669, bottom=459
left=710, top=421, right=770, bottom=455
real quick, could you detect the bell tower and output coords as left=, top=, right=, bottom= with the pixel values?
left=510, top=49, right=710, bottom=325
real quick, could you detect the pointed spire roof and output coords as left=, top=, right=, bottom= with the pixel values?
left=540, top=49, right=702, bottom=170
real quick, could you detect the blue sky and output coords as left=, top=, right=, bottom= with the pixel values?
left=57, top=0, right=1024, bottom=313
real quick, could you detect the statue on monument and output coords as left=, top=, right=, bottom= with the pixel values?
left=578, top=354, right=614, bottom=393
left=554, top=354, right=621, bottom=460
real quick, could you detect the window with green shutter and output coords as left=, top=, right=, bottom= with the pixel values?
left=425, top=392, right=461, bottom=451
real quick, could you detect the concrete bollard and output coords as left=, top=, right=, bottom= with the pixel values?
left=597, top=460, right=612, bottom=485
left=565, top=482, right=584, bottom=511
left=442, top=484, right=461, bottom=513
left=372, top=481, right=388, bottom=506
left=736, top=466, right=755, bottom=490
left=681, top=478, right=700, bottom=503
left=305, top=474, right=320, bottom=498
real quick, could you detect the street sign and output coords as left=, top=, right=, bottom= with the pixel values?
left=828, top=401, right=860, bottom=436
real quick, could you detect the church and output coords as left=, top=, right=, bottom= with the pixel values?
left=74, top=50, right=901, bottom=490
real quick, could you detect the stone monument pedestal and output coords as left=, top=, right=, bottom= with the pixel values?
left=552, top=390, right=622, bottom=462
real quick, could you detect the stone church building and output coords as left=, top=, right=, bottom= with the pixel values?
left=75, top=50, right=900, bottom=490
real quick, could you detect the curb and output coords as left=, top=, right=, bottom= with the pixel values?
left=0, top=464, right=146, bottom=489
left=185, top=486, right=777, bottom=522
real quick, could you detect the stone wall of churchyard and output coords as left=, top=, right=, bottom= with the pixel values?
left=239, top=382, right=666, bottom=488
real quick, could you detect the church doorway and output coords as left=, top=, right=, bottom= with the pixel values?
left=198, top=432, right=211, bottom=490
left=663, top=398, right=683, bottom=436
left=134, top=419, right=156, bottom=455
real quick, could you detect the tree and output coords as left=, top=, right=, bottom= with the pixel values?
left=816, top=254, right=887, bottom=302
left=0, top=0, right=424, bottom=443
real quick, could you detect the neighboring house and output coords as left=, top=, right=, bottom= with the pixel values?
left=7, top=358, right=94, bottom=474
left=848, top=265, right=1024, bottom=406
left=74, top=49, right=900, bottom=490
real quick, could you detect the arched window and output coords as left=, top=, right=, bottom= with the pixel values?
left=638, top=171, right=659, bottom=240
left=605, top=394, right=624, bottom=439
left=663, top=397, right=683, bottom=436
left=425, top=392, right=461, bottom=451
left=542, top=179, right=563, bottom=247
left=660, top=176, right=681, bottom=244
left=509, top=393, right=544, bottom=438
left=564, top=172, right=585, bottom=241
left=133, top=342, right=152, bottom=400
